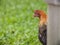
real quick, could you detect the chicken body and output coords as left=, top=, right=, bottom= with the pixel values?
left=34, top=10, right=47, bottom=45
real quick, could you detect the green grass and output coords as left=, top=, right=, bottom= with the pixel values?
left=0, top=0, right=47, bottom=45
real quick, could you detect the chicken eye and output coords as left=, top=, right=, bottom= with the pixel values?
left=37, top=13, right=40, bottom=16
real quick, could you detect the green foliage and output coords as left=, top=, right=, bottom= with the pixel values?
left=0, top=0, right=47, bottom=45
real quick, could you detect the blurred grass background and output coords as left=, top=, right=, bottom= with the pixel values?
left=0, top=0, right=47, bottom=45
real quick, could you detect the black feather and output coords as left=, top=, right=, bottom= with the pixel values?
left=38, top=24, right=47, bottom=45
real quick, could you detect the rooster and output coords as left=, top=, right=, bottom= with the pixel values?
left=34, top=10, right=47, bottom=45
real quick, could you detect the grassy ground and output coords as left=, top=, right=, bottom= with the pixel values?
left=0, top=0, right=47, bottom=45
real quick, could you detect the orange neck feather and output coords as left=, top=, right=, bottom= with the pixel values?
left=39, top=11, right=47, bottom=25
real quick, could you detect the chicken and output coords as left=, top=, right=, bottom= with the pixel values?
left=34, top=10, right=47, bottom=45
